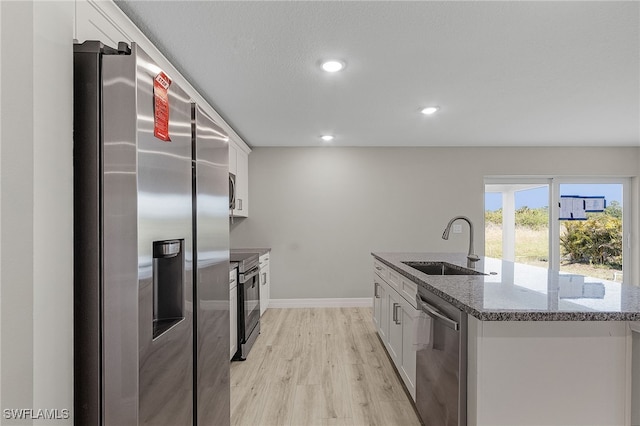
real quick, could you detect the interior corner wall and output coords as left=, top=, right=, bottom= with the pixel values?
left=0, top=1, right=74, bottom=422
left=1, top=1, right=35, bottom=417
left=229, top=146, right=640, bottom=300
left=32, top=1, right=74, bottom=418
left=0, top=0, right=3, bottom=413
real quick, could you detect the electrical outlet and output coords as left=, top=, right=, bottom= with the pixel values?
left=452, top=224, right=463, bottom=234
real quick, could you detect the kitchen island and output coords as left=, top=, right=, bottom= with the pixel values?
left=372, top=252, right=640, bottom=426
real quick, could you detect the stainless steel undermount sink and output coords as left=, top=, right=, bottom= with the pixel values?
left=403, top=261, right=486, bottom=276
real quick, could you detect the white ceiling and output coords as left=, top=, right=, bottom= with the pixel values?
left=115, top=1, right=639, bottom=148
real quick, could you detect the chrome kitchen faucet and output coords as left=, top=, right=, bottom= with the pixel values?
left=442, top=216, right=480, bottom=268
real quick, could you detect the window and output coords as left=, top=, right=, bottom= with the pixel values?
left=485, top=177, right=630, bottom=283
left=485, top=179, right=551, bottom=268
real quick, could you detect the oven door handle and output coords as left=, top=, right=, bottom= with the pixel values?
left=240, top=268, right=259, bottom=283
left=418, top=298, right=459, bottom=331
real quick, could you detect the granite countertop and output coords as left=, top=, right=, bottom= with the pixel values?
left=372, top=252, right=640, bottom=321
left=231, top=248, right=271, bottom=256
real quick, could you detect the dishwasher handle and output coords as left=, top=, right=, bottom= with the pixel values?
left=418, top=297, right=459, bottom=331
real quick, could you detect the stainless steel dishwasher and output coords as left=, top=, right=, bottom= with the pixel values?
left=416, top=287, right=468, bottom=426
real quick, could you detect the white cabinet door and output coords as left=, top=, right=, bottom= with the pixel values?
left=373, top=279, right=383, bottom=331
left=229, top=142, right=237, bottom=175
left=373, top=275, right=389, bottom=340
left=388, top=288, right=403, bottom=365
left=379, top=279, right=389, bottom=342
left=233, top=148, right=249, bottom=217
left=400, top=299, right=417, bottom=400
left=374, top=263, right=389, bottom=341
left=388, top=289, right=418, bottom=400
left=229, top=141, right=249, bottom=218
left=230, top=270, right=238, bottom=360
left=259, top=253, right=270, bottom=316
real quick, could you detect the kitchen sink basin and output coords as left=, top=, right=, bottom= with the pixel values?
left=403, top=261, right=486, bottom=276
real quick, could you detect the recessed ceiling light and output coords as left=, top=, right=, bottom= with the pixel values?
left=321, top=135, right=335, bottom=142
left=321, top=60, right=345, bottom=73
left=421, top=106, right=440, bottom=115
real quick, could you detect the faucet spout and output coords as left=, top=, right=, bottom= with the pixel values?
left=442, top=216, right=480, bottom=268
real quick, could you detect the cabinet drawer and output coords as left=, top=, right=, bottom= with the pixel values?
left=387, top=268, right=400, bottom=290
left=400, top=278, right=417, bottom=308
left=374, top=259, right=399, bottom=290
left=373, top=259, right=387, bottom=280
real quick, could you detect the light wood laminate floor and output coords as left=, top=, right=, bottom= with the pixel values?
left=230, top=307, right=421, bottom=426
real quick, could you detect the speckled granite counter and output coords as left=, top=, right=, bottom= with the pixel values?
left=231, top=248, right=271, bottom=256
left=372, top=252, right=640, bottom=321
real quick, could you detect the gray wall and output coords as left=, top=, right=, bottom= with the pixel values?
left=230, top=147, right=639, bottom=300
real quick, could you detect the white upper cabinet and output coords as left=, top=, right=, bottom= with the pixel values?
left=229, top=143, right=238, bottom=176
left=230, top=141, right=249, bottom=218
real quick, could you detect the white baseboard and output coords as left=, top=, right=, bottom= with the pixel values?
left=268, top=298, right=373, bottom=308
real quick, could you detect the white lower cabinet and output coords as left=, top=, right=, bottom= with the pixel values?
left=258, top=253, right=270, bottom=316
left=230, top=268, right=238, bottom=360
left=373, top=276, right=389, bottom=341
left=387, top=289, right=403, bottom=363
left=373, top=262, right=417, bottom=400
left=399, top=298, right=417, bottom=394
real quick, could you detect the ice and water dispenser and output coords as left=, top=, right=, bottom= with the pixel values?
left=152, top=239, right=185, bottom=339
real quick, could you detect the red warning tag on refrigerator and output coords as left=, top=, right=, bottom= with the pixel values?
left=153, top=71, right=171, bottom=141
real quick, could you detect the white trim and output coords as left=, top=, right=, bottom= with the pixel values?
left=549, top=180, right=560, bottom=271
left=502, top=190, right=515, bottom=262
left=269, top=298, right=373, bottom=308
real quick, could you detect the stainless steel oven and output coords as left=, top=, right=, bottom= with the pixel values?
left=416, top=287, right=468, bottom=426
left=230, top=253, right=260, bottom=360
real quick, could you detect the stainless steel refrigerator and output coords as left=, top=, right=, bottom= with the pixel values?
left=73, top=41, right=230, bottom=426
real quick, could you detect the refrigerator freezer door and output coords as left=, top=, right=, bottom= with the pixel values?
left=102, top=44, right=194, bottom=426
